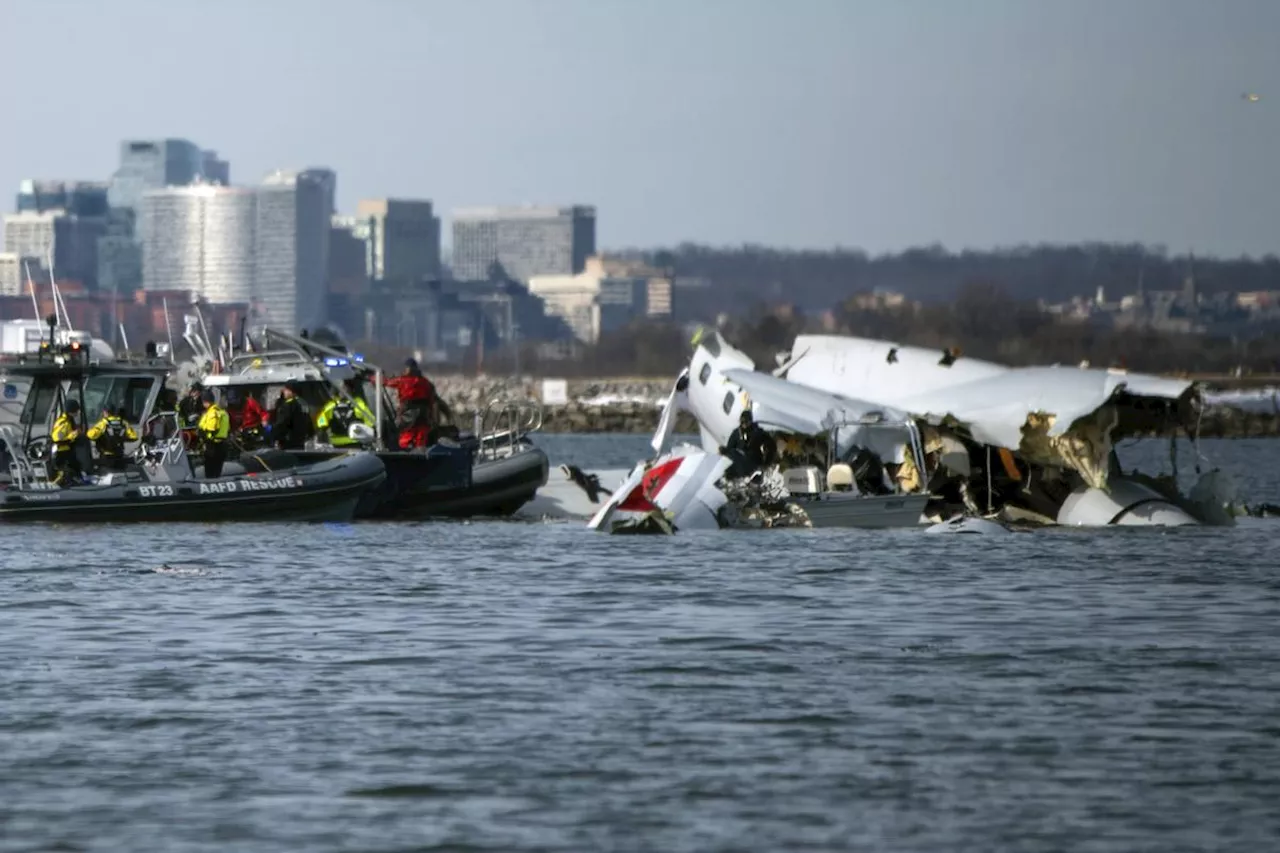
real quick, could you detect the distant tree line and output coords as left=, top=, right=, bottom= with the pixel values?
left=611, top=242, right=1280, bottom=320
left=356, top=281, right=1280, bottom=378
left=716, top=282, right=1280, bottom=376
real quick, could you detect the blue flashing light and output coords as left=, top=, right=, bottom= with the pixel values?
left=351, top=353, right=364, bottom=363
left=323, top=356, right=350, bottom=367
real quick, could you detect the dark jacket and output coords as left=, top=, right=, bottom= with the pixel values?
left=723, top=424, right=776, bottom=474
left=271, top=396, right=312, bottom=449
left=177, top=395, right=203, bottom=429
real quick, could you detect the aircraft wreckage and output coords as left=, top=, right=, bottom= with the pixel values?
left=583, top=330, right=1242, bottom=534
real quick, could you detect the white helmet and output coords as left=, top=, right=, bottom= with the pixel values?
left=347, top=423, right=376, bottom=444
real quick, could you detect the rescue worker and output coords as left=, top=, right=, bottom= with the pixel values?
left=315, top=379, right=376, bottom=447
left=177, top=384, right=204, bottom=450
left=382, top=358, right=436, bottom=449
left=197, top=389, right=231, bottom=478
left=222, top=388, right=264, bottom=446
left=177, top=384, right=204, bottom=429
left=719, top=410, right=777, bottom=478
left=233, top=389, right=268, bottom=449
left=50, top=399, right=85, bottom=485
left=87, top=404, right=138, bottom=472
left=270, top=381, right=312, bottom=450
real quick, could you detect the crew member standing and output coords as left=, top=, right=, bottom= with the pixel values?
left=197, top=390, right=231, bottom=478
left=178, top=384, right=204, bottom=428
left=382, top=358, right=436, bottom=449
left=270, top=382, right=312, bottom=450
left=87, top=404, right=138, bottom=472
left=50, top=399, right=84, bottom=485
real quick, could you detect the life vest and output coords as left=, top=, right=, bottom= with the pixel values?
left=95, top=417, right=130, bottom=457
left=198, top=404, right=230, bottom=441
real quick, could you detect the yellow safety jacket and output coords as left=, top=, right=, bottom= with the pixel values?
left=316, top=397, right=375, bottom=446
left=50, top=413, right=81, bottom=451
left=197, top=404, right=230, bottom=442
left=87, top=415, right=139, bottom=457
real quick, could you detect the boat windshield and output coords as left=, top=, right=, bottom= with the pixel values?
left=19, top=379, right=58, bottom=427
left=81, top=375, right=157, bottom=424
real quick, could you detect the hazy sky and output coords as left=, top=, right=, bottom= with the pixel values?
left=3, top=0, right=1278, bottom=256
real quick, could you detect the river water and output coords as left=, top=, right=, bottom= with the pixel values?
left=2, top=435, right=1279, bottom=852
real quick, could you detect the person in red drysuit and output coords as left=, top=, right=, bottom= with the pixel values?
left=224, top=388, right=267, bottom=432
left=383, top=358, right=436, bottom=449
left=229, top=389, right=269, bottom=449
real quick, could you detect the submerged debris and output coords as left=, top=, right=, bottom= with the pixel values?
left=609, top=509, right=676, bottom=535
left=716, top=468, right=812, bottom=529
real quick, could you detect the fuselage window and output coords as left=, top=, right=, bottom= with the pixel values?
left=698, top=362, right=711, bottom=385
left=722, top=391, right=735, bottom=415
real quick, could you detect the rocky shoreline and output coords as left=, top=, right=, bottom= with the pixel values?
left=431, top=375, right=1280, bottom=438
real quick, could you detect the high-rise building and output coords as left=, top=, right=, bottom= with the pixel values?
left=2, top=211, right=56, bottom=264
left=201, top=151, right=230, bottom=186
left=355, top=198, right=441, bottom=283
left=16, top=180, right=109, bottom=217
left=1, top=210, right=106, bottom=287
left=0, top=252, right=22, bottom=296
left=139, top=185, right=257, bottom=305
left=105, top=138, right=222, bottom=294
left=254, top=169, right=335, bottom=331
left=329, top=215, right=372, bottom=297
left=108, top=139, right=206, bottom=211
left=450, top=205, right=596, bottom=283
left=97, top=209, right=142, bottom=296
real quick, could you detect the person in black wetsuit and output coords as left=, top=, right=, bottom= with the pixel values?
left=177, top=384, right=204, bottom=430
left=270, top=381, right=312, bottom=450
left=719, top=410, right=776, bottom=478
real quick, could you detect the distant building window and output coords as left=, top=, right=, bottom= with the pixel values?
left=698, top=363, right=711, bottom=385
left=722, top=391, right=735, bottom=415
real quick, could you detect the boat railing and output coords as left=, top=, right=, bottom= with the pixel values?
left=826, top=416, right=930, bottom=496
left=0, top=424, right=51, bottom=489
left=224, top=349, right=314, bottom=373
left=473, top=393, right=544, bottom=461
left=139, top=413, right=193, bottom=482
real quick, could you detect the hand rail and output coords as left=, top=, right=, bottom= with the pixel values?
left=475, top=393, right=544, bottom=460
left=0, top=424, right=52, bottom=489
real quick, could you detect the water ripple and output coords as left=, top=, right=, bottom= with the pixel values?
left=1, top=436, right=1279, bottom=851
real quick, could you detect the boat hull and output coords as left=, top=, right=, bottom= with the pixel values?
left=791, top=492, right=931, bottom=528
left=268, top=442, right=549, bottom=520
left=0, top=452, right=386, bottom=524
left=411, top=446, right=549, bottom=519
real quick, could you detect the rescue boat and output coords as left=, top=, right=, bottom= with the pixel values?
left=0, top=415, right=386, bottom=524
left=197, top=328, right=548, bottom=520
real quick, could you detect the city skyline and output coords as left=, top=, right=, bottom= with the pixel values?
left=3, top=0, right=1279, bottom=258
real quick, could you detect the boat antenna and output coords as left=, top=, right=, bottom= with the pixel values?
left=194, top=304, right=214, bottom=358
left=46, top=246, right=70, bottom=331
left=162, top=296, right=175, bottom=356
left=22, top=259, right=39, bottom=322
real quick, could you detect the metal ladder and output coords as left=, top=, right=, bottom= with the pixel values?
left=473, top=392, right=544, bottom=461
left=0, top=424, right=51, bottom=489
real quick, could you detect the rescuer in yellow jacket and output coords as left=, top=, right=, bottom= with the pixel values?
left=50, top=399, right=84, bottom=485
left=197, top=390, right=231, bottom=478
left=87, top=405, right=139, bottom=472
left=315, top=386, right=376, bottom=447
